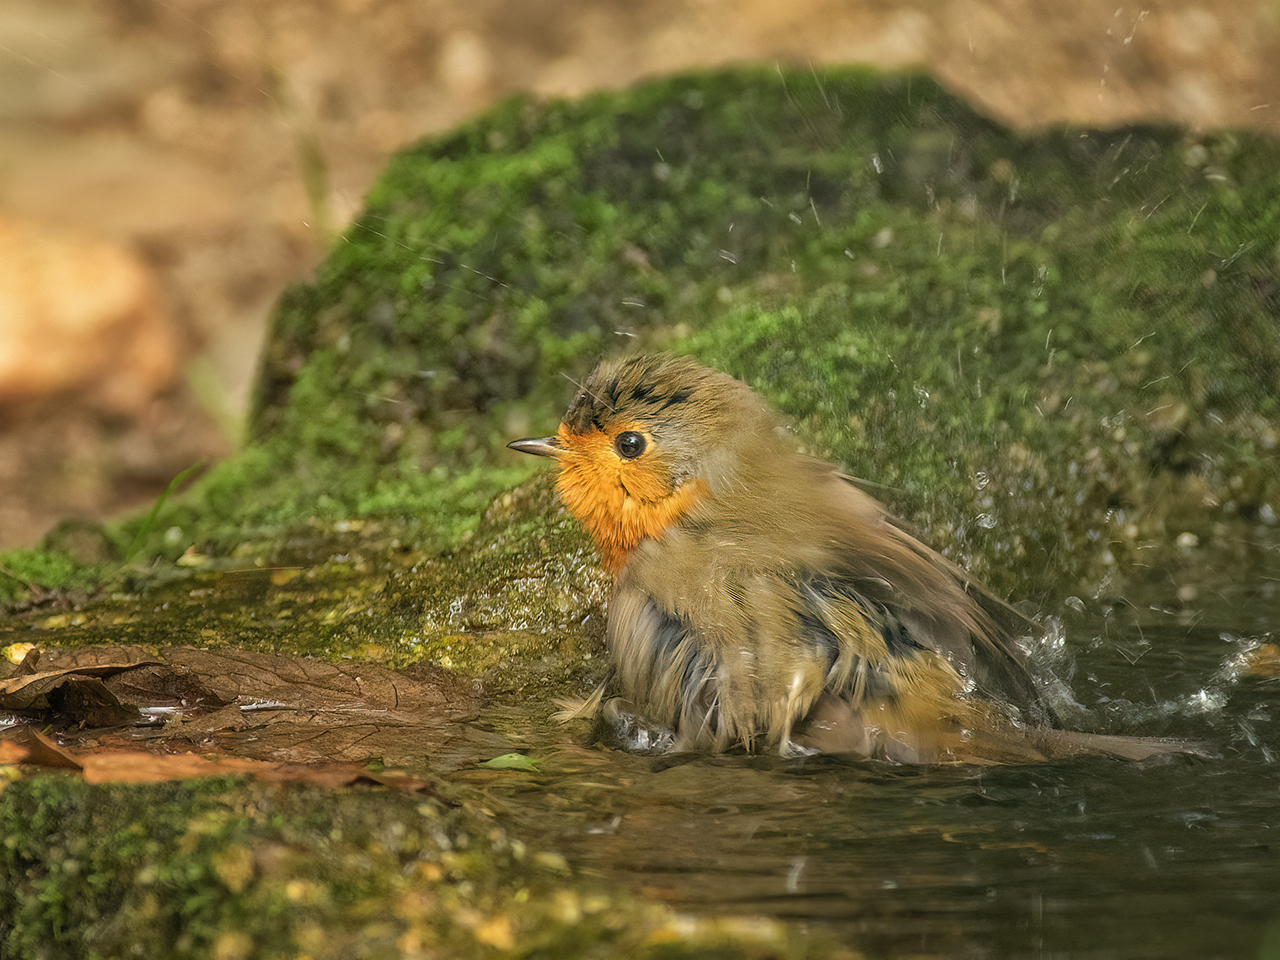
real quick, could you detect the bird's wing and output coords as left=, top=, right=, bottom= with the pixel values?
left=836, top=472, right=1037, bottom=633
left=827, top=473, right=1053, bottom=725
left=874, top=521, right=1057, bottom=726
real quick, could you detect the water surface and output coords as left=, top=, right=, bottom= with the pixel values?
left=455, top=588, right=1280, bottom=959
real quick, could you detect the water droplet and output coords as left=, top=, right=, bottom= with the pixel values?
left=1185, top=688, right=1224, bottom=713
left=786, top=858, right=807, bottom=893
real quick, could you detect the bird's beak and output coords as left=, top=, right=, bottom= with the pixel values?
left=507, top=436, right=565, bottom=459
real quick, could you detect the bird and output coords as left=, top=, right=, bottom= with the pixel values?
left=509, top=354, right=1187, bottom=763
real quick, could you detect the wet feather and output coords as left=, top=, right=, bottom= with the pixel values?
left=511, top=355, right=1194, bottom=763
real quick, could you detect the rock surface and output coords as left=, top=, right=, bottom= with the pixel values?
left=0, top=216, right=175, bottom=412
left=2, top=0, right=1278, bottom=548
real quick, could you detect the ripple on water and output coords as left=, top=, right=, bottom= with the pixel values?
left=455, top=601, right=1280, bottom=959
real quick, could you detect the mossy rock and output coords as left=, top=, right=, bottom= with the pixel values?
left=3, top=65, right=1280, bottom=960
left=0, top=775, right=829, bottom=960
left=191, top=67, right=1280, bottom=598
left=8, top=65, right=1280, bottom=601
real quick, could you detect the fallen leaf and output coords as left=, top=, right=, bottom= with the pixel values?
left=0, top=662, right=159, bottom=706
left=480, top=753, right=541, bottom=772
left=1, top=644, right=492, bottom=782
left=11, top=645, right=156, bottom=676
left=2, top=730, right=83, bottom=770
left=0, top=663, right=153, bottom=725
left=0, top=730, right=445, bottom=796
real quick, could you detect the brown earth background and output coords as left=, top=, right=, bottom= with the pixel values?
left=2, top=0, right=1277, bottom=550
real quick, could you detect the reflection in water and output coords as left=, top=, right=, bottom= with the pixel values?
left=455, top=603, right=1280, bottom=958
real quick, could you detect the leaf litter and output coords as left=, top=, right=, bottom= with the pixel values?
left=0, top=644, right=489, bottom=793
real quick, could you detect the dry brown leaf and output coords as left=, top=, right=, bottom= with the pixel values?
left=0, top=729, right=444, bottom=795
left=15, top=646, right=480, bottom=722
left=1, top=644, right=490, bottom=779
left=10, top=645, right=157, bottom=677
left=0, top=662, right=152, bottom=725
left=0, top=662, right=159, bottom=705
left=0, top=730, right=83, bottom=770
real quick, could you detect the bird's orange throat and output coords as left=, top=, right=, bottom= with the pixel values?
left=551, top=424, right=709, bottom=574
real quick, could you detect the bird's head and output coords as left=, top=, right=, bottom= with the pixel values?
left=509, top=355, right=781, bottom=572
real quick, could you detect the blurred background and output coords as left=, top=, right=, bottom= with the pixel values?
left=2, top=0, right=1277, bottom=550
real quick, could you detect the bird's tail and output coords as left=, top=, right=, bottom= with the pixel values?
left=1013, top=726, right=1211, bottom=762
left=794, top=693, right=1208, bottom=763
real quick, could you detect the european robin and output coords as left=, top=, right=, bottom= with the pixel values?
left=510, top=354, right=1183, bottom=762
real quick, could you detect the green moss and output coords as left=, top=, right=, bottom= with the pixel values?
left=0, top=775, right=830, bottom=960
left=0, top=484, right=603, bottom=677
left=4, top=65, right=1276, bottom=610
left=112, top=65, right=1271, bottom=600
left=0, top=547, right=100, bottom=604
left=5, top=67, right=1280, bottom=957
left=346, top=476, right=610, bottom=686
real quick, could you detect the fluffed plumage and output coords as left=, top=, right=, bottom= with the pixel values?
left=510, top=354, right=1187, bottom=763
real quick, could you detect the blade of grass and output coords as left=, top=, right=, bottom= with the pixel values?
left=124, top=462, right=204, bottom=566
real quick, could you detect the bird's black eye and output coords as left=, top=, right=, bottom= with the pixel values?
left=614, top=431, right=646, bottom=459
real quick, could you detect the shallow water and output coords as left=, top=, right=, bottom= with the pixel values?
left=5, top=562, right=1277, bottom=957
left=455, top=591, right=1280, bottom=959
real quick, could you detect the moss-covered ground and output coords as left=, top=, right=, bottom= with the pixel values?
left=1, top=775, right=832, bottom=960
left=2, top=65, right=1279, bottom=957
left=239, top=66, right=1280, bottom=601
left=7, top=66, right=1275, bottom=605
